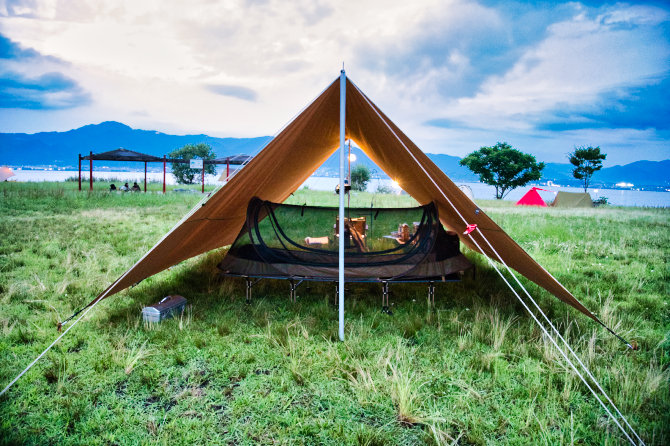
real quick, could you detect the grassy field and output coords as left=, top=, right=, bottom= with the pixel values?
left=0, top=181, right=668, bottom=445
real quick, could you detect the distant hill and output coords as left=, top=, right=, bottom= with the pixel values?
left=595, top=160, right=670, bottom=187
left=314, top=148, right=478, bottom=182
left=1, top=121, right=667, bottom=188
left=316, top=147, right=668, bottom=188
left=542, top=160, right=670, bottom=188
left=0, top=121, right=272, bottom=167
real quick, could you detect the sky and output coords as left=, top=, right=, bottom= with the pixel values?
left=0, top=0, right=668, bottom=166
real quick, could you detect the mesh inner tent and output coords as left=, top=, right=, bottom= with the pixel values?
left=218, top=198, right=473, bottom=282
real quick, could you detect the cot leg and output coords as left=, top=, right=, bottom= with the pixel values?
left=382, top=281, right=392, bottom=315
left=244, top=277, right=263, bottom=304
left=428, top=281, right=435, bottom=308
left=289, top=279, right=303, bottom=303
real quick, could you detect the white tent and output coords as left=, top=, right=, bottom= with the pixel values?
left=0, top=166, right=15, bottom=182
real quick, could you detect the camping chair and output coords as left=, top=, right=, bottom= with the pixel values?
left=334, top=216, right=368, bottom=252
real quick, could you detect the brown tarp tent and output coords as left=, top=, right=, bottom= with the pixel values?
left=551, top=191, right=594, bottom=208
left=85, top=76, right=605, bottom=326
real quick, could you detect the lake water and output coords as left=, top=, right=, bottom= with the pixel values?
left=7, top=169, right=670, bottom=207
left=301, top=177, right=670, bottom=208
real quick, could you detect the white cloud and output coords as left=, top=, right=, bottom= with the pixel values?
left=0, top=0, right=454, bottom=136
left=0, top=0, right=668, bottom=163
left=431, top=4, right=670, bottom=132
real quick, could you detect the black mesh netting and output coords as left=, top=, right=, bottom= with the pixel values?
left=218, top=197, right=473, bottom=282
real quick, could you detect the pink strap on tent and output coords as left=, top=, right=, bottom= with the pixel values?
left=463, top=224, right=478, bottom=235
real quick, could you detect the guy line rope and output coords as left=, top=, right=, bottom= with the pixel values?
left=0, top=83, right=332, bottom=399
left=352, top=81, right=643, bottom=445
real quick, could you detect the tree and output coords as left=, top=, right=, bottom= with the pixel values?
left=569, top=146, right=606, bottom=192
left=169, top=143, right=216, bottom=184
left=350, top=164, right=371, bottom=191
left=460, top=142, right=545, bottom=199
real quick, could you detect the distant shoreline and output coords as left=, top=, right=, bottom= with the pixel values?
left=4, top=169, right=669, bottom=207
left=6, top=166, right=669, bottom=192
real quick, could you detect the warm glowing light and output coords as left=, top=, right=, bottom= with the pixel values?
left=391, top=180, right=400, bottom=189
left=348, top=153, right=357, bottom=162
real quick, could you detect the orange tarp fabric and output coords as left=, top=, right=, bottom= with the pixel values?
left=94, top=77, right=597, bottom=322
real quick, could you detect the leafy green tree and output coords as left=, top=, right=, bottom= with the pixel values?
left=460, top=142, right=545, bottom=199
left=169, top=143, right=216, bottom=184
left=350, top=164, right=371, bottom=191
left=569, top=146, right=606, bottom=192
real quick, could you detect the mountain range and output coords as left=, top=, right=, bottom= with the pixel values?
left=0, top=121, right=271, bottom=167
left=1, top=121, right=668, bottom=189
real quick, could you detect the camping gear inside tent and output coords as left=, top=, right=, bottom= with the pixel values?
left=552, top=191, right=593, bottom=208
left=516, top=187, right=549, bottom=207
left=218, top=198, right=473, bottom=283
left=0, top=166, right=15, bottom=182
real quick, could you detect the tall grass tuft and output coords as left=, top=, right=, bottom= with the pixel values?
left=384, top=342, right=429, bottom=426
left=178, top=305, right=192, bottom=331
left=124, top=340, right=153, bottom=375
left=488, top=308, right=517, bottom=352
left=344, top=360, right=378, bottom=407
left=0, top=182, right=668, bottom=445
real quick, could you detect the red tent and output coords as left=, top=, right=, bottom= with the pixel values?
left=516, top=187, right=549, bottom=207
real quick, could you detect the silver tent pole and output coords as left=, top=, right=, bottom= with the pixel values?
left=338, top=69, right=346, bottom=341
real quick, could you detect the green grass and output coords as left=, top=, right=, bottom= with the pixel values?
left=0, top=182, right=668, bottom=445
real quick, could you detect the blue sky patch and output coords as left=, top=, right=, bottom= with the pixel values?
left=537, top=75, right=670, bottom=132
left=355, top=1, right=575, bottom=100
left=0, top=33, right=89, bottom=109
left=0, top=71, right=91, bottom=109
left=0, top=33, right=40, bottom=59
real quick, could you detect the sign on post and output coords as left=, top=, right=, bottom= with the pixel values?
left=189, top=159, right=203, bottom=169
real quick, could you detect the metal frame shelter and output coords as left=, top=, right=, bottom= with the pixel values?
left=78, top=149, right=252, bottom=193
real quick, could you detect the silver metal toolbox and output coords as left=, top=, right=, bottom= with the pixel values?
left=142, top=295, right=187, bottom=323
